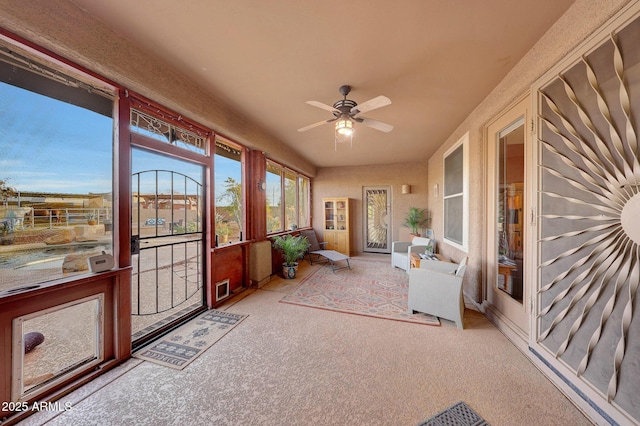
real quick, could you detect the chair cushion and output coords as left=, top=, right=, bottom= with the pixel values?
left=300, top=230, right=322, bottom=251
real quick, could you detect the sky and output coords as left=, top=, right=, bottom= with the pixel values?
left=1, top=81, right=112, bottom=194
left=1, top=81, right=240, bottom=202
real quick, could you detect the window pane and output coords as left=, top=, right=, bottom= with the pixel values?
left=444, top=196, right=463, bottom=245
left=214, top=140, right=243, bottom=243
left=266, top=162, right=282, bottom=233
left=130, top=109, right=207, bottom=155
left=444, top=145, right=463, bottom=195
left=443, top=133, right=467, bottom=249
left=0, top=64, right=113, bottom=292
left=298, top=176, right=309, bottom=228
left=284, top=171, right=297, bottom=230
left=497, top=122, right=525, bottom=301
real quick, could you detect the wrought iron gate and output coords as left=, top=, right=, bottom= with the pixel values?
left=131, top=169, right=204, bottom=320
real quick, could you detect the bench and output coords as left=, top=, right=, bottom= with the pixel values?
left=300, top=229, right=351, bottom=273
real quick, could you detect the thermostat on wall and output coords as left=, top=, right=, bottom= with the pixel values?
left=88, top=251, right=114, bottom=273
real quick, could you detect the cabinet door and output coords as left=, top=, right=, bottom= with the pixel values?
left=335, top=200, right=347, bottom=231
left=335, top=232, right=347, bottom=255
left=324, top=230, right=335, bottom=251
left=324, top=200, right=336, bottom=231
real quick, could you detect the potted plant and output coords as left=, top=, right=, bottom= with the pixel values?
left=216, top=222, right=231, bottom=244
left=215, top=212, right=231, bottom=244
left=272, top=234, right=310, bottom=279
left=402, top=207, right=429, bottom=237
left=86, top=212, right=97, bottom=226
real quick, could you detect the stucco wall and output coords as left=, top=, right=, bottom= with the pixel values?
left=428, top=0, right=632, bottom=303
left=0, top=0, right=316, bottom=177
left=313, top=162, right=428, bottom=255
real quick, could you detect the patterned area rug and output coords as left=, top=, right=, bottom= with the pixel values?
left=418, top=401, right=489, bottom=426
left=281, top=259, right=440, bottom=326
left=134, top=309, right=247, bottom=370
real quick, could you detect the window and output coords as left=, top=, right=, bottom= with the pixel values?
left=266, top=161, right=283, bottom=233
left=0, top=52, right=114, bottom=292
left=284, top=170, right=297, bottom=230
left=266, top=160, right=310, bottom=234
left=443, top=132, right=469, bottom=251
left=214, top=138, right=243, bottom=244
left=298, top=176, right=310, bottom=228
left=130, top=108, right=207, bottom=155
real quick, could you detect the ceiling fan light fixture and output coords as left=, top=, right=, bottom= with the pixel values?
left=335, top=118, right=354, bottom=136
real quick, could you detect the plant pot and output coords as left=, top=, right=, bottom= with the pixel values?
left=282, top=262, right=299, bottom=279
left=88, top=220, right=97, bottom=226
left=219, top=234, right=229, bottom=244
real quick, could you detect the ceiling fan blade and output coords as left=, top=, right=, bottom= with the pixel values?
left=297, top=118, right=336, bottom=132
left=305, top=100, right=339, bottom=113
left=351, top=95, right=391, bottom=115
left=358, top=117, right=394, bottom=132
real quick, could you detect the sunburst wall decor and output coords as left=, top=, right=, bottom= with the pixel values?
left=536, top=12, right=640, bottom=423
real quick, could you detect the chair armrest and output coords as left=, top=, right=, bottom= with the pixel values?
left=319, top=242, right=327, bottom=249
left=392, top=241, right=411, bottom=253
left=408, top=245, right=428, bottom=255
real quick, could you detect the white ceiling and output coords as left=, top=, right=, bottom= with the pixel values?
left=70, top=0, right=575, bottom=168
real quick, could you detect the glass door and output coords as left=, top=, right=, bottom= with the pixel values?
left=485, top=97, right=529, bottom=333
left=131, top=148, right=206, bottom=346
left=363, top=186, right=391, bottom=253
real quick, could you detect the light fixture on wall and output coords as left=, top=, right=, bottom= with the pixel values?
left=402, top=184, right=411, bottom=194
left=257, top=180, right=266, bottom=191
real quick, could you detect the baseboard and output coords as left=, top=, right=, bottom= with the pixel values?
left=480, top=301, right=528, bottom=351
left=251, top=275, right=272, bottom=288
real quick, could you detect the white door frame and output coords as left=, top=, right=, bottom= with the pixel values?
left=482, top=94, right=531, bottom=342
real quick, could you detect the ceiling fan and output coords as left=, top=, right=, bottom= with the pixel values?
left=297, top=85, right=393, bottom=134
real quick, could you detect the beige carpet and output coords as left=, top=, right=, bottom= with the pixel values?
left=19, top=259, right=590, bottom=426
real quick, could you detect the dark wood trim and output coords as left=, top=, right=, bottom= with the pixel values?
left=205, top=133, right=214, bottom=314
left=209, top=241, right=252, bottom=307
left=0, top=28, right=119, bottom=92
left=127, top=93, right=211, bottom=139
left=246, top=150, right=267, bottom=241
left=116, top=90, right=131, bottom=269
left=130, top=132, right=211, bottom=165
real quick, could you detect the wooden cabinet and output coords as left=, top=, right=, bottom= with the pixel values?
left=323, top=198, right=351, bottom=256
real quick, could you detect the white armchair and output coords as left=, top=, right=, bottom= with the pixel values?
left=391, top=237, right=433, bottom=271
left=408, top=256, right=468, bottom=329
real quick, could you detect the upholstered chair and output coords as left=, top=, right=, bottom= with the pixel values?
left=391, top=237, right=433, bottom=271
left=407, top=256, right=468, bottom=329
